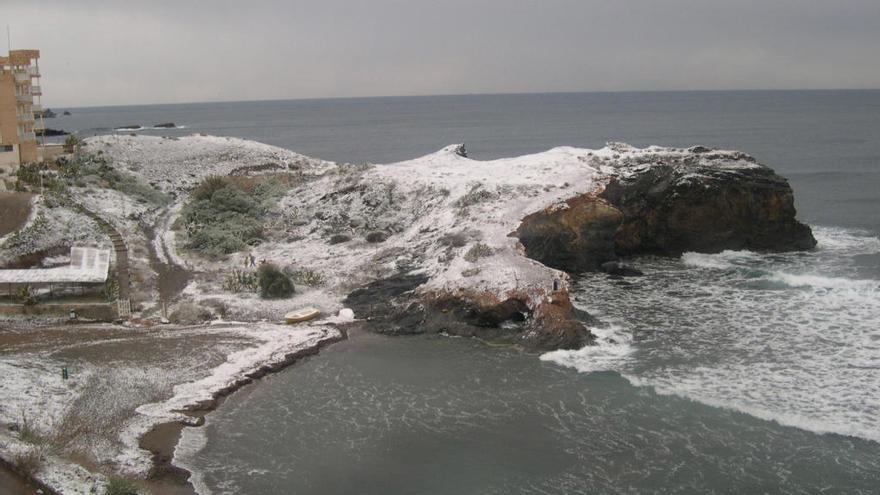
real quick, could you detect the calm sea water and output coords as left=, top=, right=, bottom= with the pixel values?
left=61, top=91, right=880, bottom=493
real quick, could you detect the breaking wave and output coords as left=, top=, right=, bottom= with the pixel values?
left=544, top=226, right=880, bottom=443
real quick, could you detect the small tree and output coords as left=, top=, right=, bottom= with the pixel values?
left=63, top=134, right=80, bottom=154
left=258, top=263, right=294, bottom=299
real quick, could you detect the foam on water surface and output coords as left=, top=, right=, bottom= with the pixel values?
left=543, top=226, right=880, bottom=443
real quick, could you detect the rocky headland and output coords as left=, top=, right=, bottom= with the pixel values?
left=1, top=136, right=815, bottom=353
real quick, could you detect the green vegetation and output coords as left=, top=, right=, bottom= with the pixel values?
left=12, top=447, right=43, bottom=477
left=464, top=242, right=494, bottom=262
left=258, top=263, right=294, bottom=298
left=285, top=266, right=326, bottom=287
left=104, top=475, right=140, bottom=495
left=63, top=134, right=80, bottom=153
left=223, top=268, right=259, bottom=293
left=181, top=175, right=288, bottom=257
left=2, top=213, right=48, bottom=251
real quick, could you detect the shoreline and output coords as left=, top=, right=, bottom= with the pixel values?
left=0, top=456, right=62, bottom=495
left=139, top=326, right=348, bottom=495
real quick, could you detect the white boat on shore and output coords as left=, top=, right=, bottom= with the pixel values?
left=284, top=307, right=320, bottom=324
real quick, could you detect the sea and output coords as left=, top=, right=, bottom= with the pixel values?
left=57, top=91, right=880, bottom=494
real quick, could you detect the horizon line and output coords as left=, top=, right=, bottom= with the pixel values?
left=55, top=87, right=880, bottom=110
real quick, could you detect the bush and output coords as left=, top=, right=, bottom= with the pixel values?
left=464, top=242, right=494, bottom=262
left=191, top=175, right=228, bottom=201
left=12, top=447, right=42, bottom=477
left=365, top=231, right=388, bottom=243
left=104, top=475, right=139, bottom=495
left=17, top=412, right=45, bottom=445
left=285, top=266, right=326, bottom=287
left=181, top=176, right=287, bottom=257
left=258, top=263, right=294, bottom=299
left=223, top=268, right=258, bottom=293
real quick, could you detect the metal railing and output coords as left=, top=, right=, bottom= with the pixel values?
left=15, top=93, right=32, bottom=102
left=16, top=112, right=34, bottom=122
left=31, top=85, right=41, bottom=95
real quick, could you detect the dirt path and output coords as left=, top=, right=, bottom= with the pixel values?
left=73, top=204, right=130, bottom=302
left=0, top=192, right=34, bottom=237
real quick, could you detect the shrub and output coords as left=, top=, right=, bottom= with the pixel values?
left=328, top=234, right=351, bottom=244
left=191, top=175, right=227, bottom=201
left=365, top=231, right=388, bottom=243
left=439, top=232, right=468, bottom=248
left=258, top=263, right=294, bottom=298
left=17, top=411, right=45, bottom=445
left=285, top=266, right=326, bottom=287
left=223, top=268, right=258, bottom=293
left=104, top=475, right=139, bottom=495
left=464, top=242, right=494, bottom=262
left=12, top=447, right=42, bottom=477
left=181, top=176, right=287, bottom=257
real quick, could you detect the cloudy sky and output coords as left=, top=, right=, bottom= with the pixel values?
left=5, top=0, right=880, bottom=107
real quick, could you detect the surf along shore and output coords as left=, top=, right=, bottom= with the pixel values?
left=0, top=134, right=813, bottom=493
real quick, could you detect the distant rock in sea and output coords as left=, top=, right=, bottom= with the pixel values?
left=36, top=127, right=68, bottom=137
left=153, top=122, right=177, bottom=128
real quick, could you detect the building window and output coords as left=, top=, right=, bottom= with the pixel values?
left=1, top=145, right=14, bottom=152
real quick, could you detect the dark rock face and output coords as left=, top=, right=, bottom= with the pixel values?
left=515, top=149, right=816, bottom=272
left=153, top=122, right=177, bottom=128
left=514, top=195, right=622, bottom=272
left=344, top=273, right=595, bottom=350
left=601, top=163, right=816, bottom=257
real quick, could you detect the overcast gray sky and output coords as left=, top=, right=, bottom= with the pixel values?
left=5, top=0, right=880, bottom=107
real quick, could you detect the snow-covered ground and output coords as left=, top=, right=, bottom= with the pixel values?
left=0, top=321, right=341, bottom=494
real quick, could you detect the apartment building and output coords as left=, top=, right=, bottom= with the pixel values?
left=0, top=49, right=44, bottom=172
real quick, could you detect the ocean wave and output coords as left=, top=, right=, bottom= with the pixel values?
left=540, top=325, right=634, bottom=373
left=765, top=271, right=879, bottom=291
left=621, top=373, right=880, bottom=444
left=113, top=124, right=188, bottom=131
left=812, top=225, right=880, bottom=253
left=681, top=250, right=761, bottom=270
left=551, top=224, right=880, bottom=445
left=175, top=424, right=213, bottom=495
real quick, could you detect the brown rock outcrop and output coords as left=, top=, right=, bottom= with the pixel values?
left=515, top=147, right=816, bottom=272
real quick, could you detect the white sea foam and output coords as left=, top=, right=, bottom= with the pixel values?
left=541, top=325, right=634, bottom=373
left=544, top=226, right=880, bottom=444
left=813, top=225, right=880, bottom=253
left=681, top=250, right=761, bottom=270
left=175, top=426, right=213, bottom=495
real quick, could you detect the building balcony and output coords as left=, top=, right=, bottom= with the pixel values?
left=29, top=67, right=40, bottom=77
left=14, top=72, right=30, bottom=82
left=31, top=103, right=42, bottom=113
left=34, top=121, right=45, bottom=131
left=18, top=131, right=36, bottom=142
left=31, top=85, right=41, bottom=95
left=15, top=93, right=32, bottom=102
left=16, top=112, right=35, bottom=122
